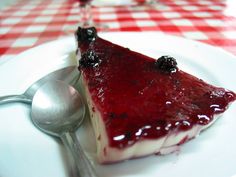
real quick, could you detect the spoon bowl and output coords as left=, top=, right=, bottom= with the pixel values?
left=31, top=80, right=85, bottom=136
left=31, top=80, right=97, bottom=177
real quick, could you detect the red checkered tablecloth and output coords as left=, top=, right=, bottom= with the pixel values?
left=1, top=0, right=236, bottom=63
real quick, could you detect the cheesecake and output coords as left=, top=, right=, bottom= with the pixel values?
left=75, top=27, right=236, bottom=163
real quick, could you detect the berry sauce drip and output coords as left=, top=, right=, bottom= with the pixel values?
left=76, top=28, right=236, bottom=149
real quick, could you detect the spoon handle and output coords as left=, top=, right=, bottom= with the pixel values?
left=61, top=132, right=98, bottom=177
left=0, top=95, right=31, bottom=105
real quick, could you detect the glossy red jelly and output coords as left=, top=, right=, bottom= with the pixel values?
left=77, top=28, right=236, bottom=149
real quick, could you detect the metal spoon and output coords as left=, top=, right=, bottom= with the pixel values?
left=31, top=80, right=97, bottom=177
left=0, top=66, right=79, bottom=105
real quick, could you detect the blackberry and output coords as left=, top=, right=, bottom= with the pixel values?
left=79, top=50, right=101, bottom=68
left=155, top=55, right=178, bottom=73
left=75, top=27, right=97, bottom=43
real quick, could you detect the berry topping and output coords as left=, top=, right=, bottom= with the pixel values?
left=75, top=27, right=97, bottom=43
left=155, top=55, right=178, bottom=73
left=79, top=50, right=101, bottom=68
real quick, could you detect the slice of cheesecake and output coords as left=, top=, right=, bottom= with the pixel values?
left=75, top=27, right=236, bottom=163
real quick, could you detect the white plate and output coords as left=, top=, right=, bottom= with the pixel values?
left=0, top=32, right=236, bottom=177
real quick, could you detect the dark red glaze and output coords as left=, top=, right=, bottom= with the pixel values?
left=77, top=28, right=236, bottom=149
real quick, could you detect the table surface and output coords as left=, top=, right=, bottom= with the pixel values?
left=1, top=0, right=236, bottom=64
